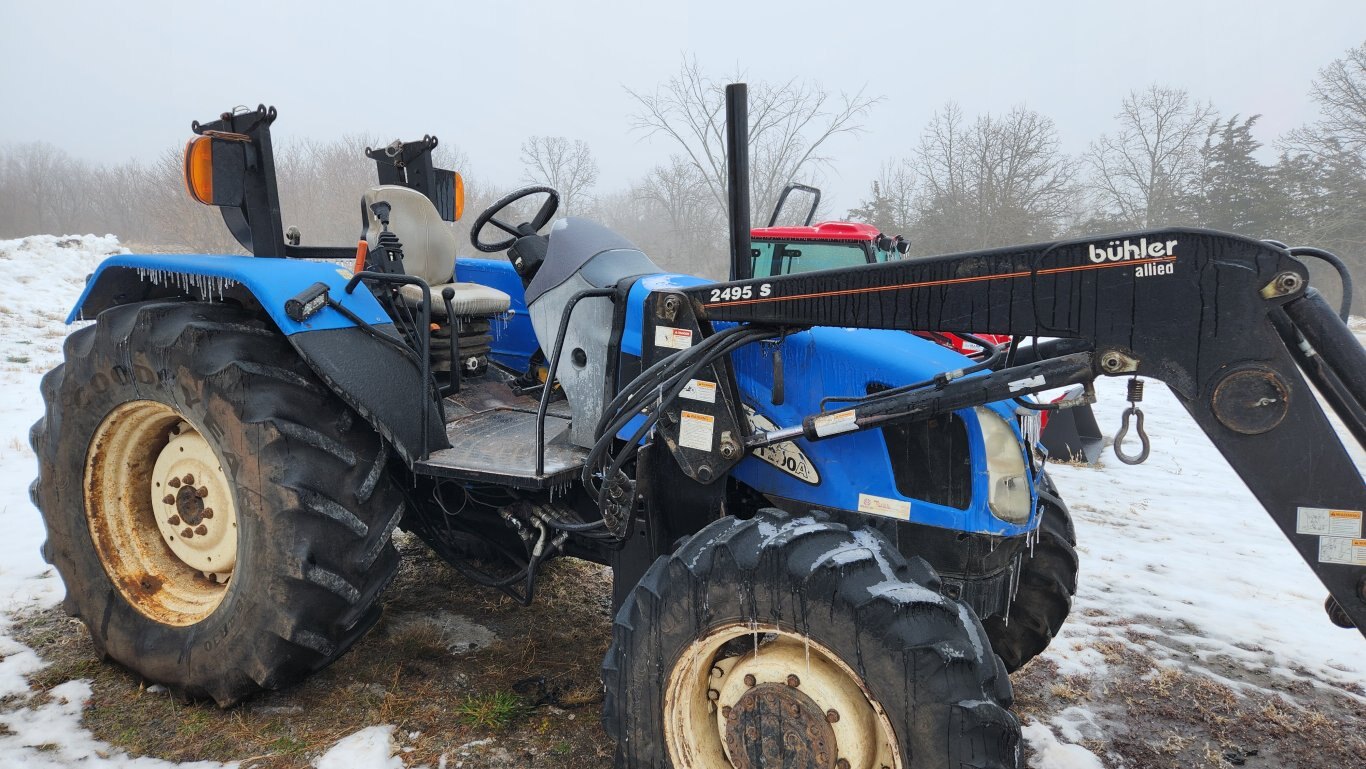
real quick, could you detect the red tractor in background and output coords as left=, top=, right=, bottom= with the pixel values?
left=752, top=183, right=1104, bottom=463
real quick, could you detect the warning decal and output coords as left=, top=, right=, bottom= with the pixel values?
left=680, top=379, right=717, bottom=403
left=678, top=410, right=715, bottom=451
left=1318, top=537, right=1366, bottom=566
left=655, top=326, right=694, bottom=350
left=1297, top=507, right=1363, bottom=538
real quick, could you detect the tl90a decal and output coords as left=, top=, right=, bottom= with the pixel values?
left=743, top=404, right=819, bottom=484
left=709, top=283, right=772, bottom=303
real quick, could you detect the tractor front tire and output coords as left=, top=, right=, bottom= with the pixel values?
left=30, top=301, right=404, bottom=705
left=981, top=475, right=1078, bottom=672
left=603, top=508, right=1020, bottom=769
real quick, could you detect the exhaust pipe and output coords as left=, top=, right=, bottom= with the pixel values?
left=725, top=83, right=752, bottom=281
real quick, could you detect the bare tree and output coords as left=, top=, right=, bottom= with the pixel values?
left=520, top=136, right=598, bottom=216
left=631, top=155, right=724, bottom=274
left=1284, top=41, right=1366, bottom=159
left=909, top=103, right=1079, bottom=254
left=626, top=58, right=880, bottom=225
left=1277, top=42, right=1366, bottom=314
left=846, top=158, right=917, bottom=237
left=1084, top=85, right=1217, bottom=227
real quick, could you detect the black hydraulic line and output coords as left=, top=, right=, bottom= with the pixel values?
left=535, top=288, right=617, bottom=477
left=1287, top=246, right=1354, bottom=321
left=323, top=297, right=417, bottom=362
left=581, top=326, right=773, bottom=534
left=1007, top=337, right=1096, bottom=366
left=1280, top=290, right=1366, bottom=448
left=752, top=353, right=1096, bottom=447
left=599, top=328, right=773, bottom=484
left=590, top=324, right=760, bottom=459
left=1271, top=308, right=1366, bottom=450
left=817, top=332, right=1010, bottom=412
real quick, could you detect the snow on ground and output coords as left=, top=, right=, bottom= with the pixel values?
left=0, top=235, right=1360, bottom=768
left=1043, top=372, right=1365, bottom=695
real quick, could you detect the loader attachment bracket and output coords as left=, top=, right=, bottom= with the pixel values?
left=683, top=228, right=1366, bottom=635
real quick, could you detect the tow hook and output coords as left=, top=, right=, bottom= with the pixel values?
left=1113, top=377, right=1150, bottom=465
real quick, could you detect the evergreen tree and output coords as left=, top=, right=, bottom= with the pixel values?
left=1195, top=115, right=1278, bottom=236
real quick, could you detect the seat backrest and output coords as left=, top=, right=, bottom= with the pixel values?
left=362, top=185, right=457, bottom=285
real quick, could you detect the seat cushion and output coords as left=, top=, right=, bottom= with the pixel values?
left=363, top=185, right=459, bottom=286
left=398, top=281, right=511, bottom=317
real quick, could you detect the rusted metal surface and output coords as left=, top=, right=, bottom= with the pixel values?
left=1211, top=367, right=1291, bottom=435
left=83, top=401, right=232, bottom=626
left=724, top=682, right=837, bottom=769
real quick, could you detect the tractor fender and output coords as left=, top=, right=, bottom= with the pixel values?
left=69, top=253, right=446, bottom=464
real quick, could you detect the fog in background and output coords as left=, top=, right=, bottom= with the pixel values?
left=2, top=1, right=1364, bottom=309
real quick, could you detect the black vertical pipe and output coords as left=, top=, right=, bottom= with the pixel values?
left=725, top=83, right=752, bottom=281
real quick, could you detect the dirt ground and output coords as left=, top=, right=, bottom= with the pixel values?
left=9, top=532, right=1365, bottom=769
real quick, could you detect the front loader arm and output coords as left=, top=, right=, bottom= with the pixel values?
left=680, top=227, right=1366, bottom=635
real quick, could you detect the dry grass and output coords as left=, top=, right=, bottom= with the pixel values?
left=1012, top=634, right=1366, bottom=768
left=12, top=534, right=615, bottom=768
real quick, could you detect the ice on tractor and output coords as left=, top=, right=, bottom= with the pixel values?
left=26, top=89, right=1366, bottom=769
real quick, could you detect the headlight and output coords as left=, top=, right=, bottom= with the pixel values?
left=975, top=407, right=1032, bottom=524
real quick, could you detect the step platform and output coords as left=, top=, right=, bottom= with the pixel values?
left=414, top=380, right=587, bottom=489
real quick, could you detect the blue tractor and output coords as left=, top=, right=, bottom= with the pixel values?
left=31, top=88, right=1366, bottom=769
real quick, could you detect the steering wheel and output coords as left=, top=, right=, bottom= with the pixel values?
left=470, top=186, right=560, bottom=253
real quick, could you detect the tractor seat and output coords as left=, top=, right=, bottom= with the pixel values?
left=361, top=185, right=511, bottom=317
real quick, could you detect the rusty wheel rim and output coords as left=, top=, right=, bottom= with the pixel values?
left=664, top=623, right=901, bottom=769
left=84, top=401, right=235, bottom=626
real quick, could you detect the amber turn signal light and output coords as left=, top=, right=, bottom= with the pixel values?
left=183, top=136, right=214, bottom=205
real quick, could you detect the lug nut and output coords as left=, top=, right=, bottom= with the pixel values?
left=837, top=760, right=851, bottom=769
left=162, top=494, right=176, bottom=506
left=181, top=528, right=194, bottom=539
left=195, top=524, right=208, bottom=535
left=182, top=473, right=195, bottom=485
left=826, top=709, right=840, bottom=723
left=786, top=674, right=800, bottom=688
left=721, top=706, right=733, bottom=719
left=168, top=477, right=181, bottom=488
left=743, top=674, right=756, bottom=688
left=197, top=486, right=209, bottom=498
left=167, top=516, right=181, bottom=526
left=202, top=508, right=214, bottom=519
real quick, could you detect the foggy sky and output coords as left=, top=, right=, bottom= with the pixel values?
left=3, top=0, right=1363, bottom=211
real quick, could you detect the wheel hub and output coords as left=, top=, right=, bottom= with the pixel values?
left=85, top=402, right=234, bottom=626
left=150, top=422, right=237, bottom=582
left=665, top=623, right=900, bottom=769
left=724, top=682, right=836, bottom=769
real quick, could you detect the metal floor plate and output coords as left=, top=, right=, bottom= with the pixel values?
left=415, top=407, right=587, bottom=489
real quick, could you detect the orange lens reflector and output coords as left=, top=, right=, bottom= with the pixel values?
left=183, top=136, right=214, bottom=205
left=453, top=172, right=465, bottom=221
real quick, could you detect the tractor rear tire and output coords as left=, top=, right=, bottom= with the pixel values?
left=30, top=301, right=404, bottom=706
left=603, top=508, right=1021, bottom=769
left=981, top=476, right=1078, bottom=672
